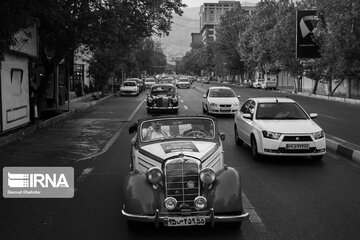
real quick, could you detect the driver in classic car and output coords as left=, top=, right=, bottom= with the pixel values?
left=144, top=121, right=169, bottom=140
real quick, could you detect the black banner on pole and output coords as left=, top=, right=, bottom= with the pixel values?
left=296, top=9, right=321, bottom=59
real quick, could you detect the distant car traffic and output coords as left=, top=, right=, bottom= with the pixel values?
left=158, top=78, right=175, bottom=85
left=146, top=84, right=179, bottom=114
left=252, top=79, right=264, bottom=89
left=123, top=115, right=249, bottom=229
left=120, top=81, right=139, bottom=96
left=176, top=78, right=190, bottom=88
left=144, top=78, right=157, bottom=89
left=261, top=78, right=277, bottom=90
left=234, top=97, right=326, bottom=161
left=126, top=78, right=144, bottom=92
left=202, top=86, right=240, bottom=115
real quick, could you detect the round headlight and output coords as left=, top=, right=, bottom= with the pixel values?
left=165, top=197, right=177, bottom=210
left=146, top=167, right=163, bottom=184
left=172, top=97, right=178, bottom=103
left=194, top=196, right=207, bottom=210
left=199, top=168, right=216, bottom=184
left=147, top=97, right=153, bottom=103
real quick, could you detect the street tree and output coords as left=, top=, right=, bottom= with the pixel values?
left=214, top=4, right=248, bottom=82
left=1, top=0, right=185, bottom=117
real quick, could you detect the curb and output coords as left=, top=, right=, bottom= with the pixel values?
left=0, top=94, right=114, bottom=148
left=326, top=139, right=360, bottom=163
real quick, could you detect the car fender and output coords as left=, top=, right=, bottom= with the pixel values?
left=251, top=127, right=264, bottom=153
left=123, top=171, right=165, bottom=215
left=205, top=166, right=245, bottom=213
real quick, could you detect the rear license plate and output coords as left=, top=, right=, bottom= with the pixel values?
left=286, top=144, right=309, bottom=150
left=166, top=217, right=206, bottom=227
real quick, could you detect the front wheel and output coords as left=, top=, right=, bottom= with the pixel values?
left=251, top=136, right=262, bottom=161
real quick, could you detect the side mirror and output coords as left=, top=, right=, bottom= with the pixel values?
left=243, top=113, right=252, bottom=120
left=237, top=95, right=241, bottom=98
left=128, top=122, right=138, bottom=134
left=203, top=94, right=206, bottom=98
left=219, top=132, right=225, bottom=141
left=309, top=113, right=318, bottom=119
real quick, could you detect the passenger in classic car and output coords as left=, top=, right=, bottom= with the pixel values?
left=144, top=121, right=169, bottom=140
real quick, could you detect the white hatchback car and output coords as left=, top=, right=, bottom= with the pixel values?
left=234, top=97, right=326, bottom=161
left=202, top=86, right=240, bottom=114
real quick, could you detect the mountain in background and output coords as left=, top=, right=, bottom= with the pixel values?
left=157, top=1, right=257, bottom=64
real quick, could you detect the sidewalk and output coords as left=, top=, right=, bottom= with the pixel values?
left=0, top=92, right=113, bottom=148
left=0, top=92, right=118, bottom=177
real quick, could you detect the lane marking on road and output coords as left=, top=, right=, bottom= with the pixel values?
left=318, top=113, right=340, bottom=120
left=184, top=105, right=189, bottom=110
left=180, top=99, right=184, bottom=103
left=242, top=192, right=266, bottom=231
left=75, top=97, right=145, bottom=180
left=127, top=96, right=147, bottom=121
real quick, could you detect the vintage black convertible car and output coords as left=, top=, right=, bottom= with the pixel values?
left=122, top=115, right=249, bottom=229
left=146, top=84, right=179, bottom=114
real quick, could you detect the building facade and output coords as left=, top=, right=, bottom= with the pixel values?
left=0, top=26, right=38, bottom=133
left=199, top=1, right=240, bottom=43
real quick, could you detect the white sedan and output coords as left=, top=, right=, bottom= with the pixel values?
left=234, top=97, right=326, bottom=161
left=120, top=81, right=139, bottom=96
left=202, top=86, right=240, bottom=114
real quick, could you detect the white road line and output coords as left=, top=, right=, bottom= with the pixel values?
left=184, top=105, right=189, bottom=110
left=180, top=99, right=184, bottom=103
left=242, top=192, right=267, bottom=229
left=318, top=113, right=338, bottom=120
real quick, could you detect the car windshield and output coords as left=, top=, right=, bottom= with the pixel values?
left=209, top=88, right=236, bottom=98
left=145, top=79, right=155, bottom=82
left=151, top=86, right=175, bottom=96
left=124, top=81, right=136, bottom=86
left=256, top=102, right=309, bottom=120
left=140, top=118, right=215, bottom=142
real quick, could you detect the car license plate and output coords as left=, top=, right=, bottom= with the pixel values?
left=166, top=217, right=206, bottom=227
left=220, top=107, right=231, bottom=111
left=286, top=144, right=309, bottom=150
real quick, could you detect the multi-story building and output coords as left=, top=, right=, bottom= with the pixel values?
left=198, top=1, right=255, bottom=43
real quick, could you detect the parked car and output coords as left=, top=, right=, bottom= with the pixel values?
left=144, top=78, right=157, bottom=89
left=127, top=78, right=144, bottom=92
left=146, top=84, right=179, bottom=114
left=202, top=77, right=210, bottom=84
left=202, top=86, right=240, bottom=115
left=252, top=79, right=264, bottom=89
left=123, top=115, right=249, bottom=229
left=120, top=81, right=139, bottom=96
left=261, top=78, right=277, bottom=90
left=176, top=78, right=191, bottom=88
left=234, top=97, right=326, bottom=161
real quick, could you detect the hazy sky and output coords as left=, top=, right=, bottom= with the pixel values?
left=181, top=0, right=260, bottom=8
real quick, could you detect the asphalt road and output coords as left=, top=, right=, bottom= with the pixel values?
left=1, top=85, right=360, bottom=240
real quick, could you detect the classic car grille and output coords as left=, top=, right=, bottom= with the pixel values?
left=155, top=98, right=169, bottom=107
left=165, top=160, right=200, bottom=208
left=283, top=136, right=312, bottom=142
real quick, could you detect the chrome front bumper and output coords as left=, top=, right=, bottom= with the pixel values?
left=122, top=208, right=249, bottom=227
